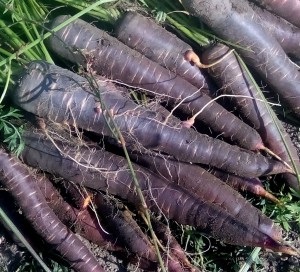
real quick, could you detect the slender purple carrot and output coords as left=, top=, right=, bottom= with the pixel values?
left=13, top=61, right=290, bottom=178
left=93, top=192, right=158, bottom=263
left=151, top=219, right=201, bottom=272
left=45, top=15, right=267, bottom=151
left=182, top=0, right=300, bottom=119
left=0, top=149, right=105, bottom=272
left=19, top=130, right=298, bottom=255
left=201, top=43, right=300, bottom=190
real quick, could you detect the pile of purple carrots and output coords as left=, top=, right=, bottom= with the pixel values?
left=1, top=0, right=300, bottom=271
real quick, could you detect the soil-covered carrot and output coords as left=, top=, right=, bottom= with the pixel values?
left=45, top=15, right=267, bottom=151
left=0, top=149, right=105, bottom=272
left=13, top=61, right=290, bottom=178
left=114, top=11, right=214, bottom=94
left=19, top=130, right=298, bottom=255
left=130, top=152, right=282, bottom=239
left=250, top=0, right=300, bottom=28
left=182, top=0, right=300, bottom=118
left=201, top=43, right=300, bottom=190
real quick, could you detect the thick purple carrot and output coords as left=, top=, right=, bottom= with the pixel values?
left=35, top=174, right=122, bottom=252
left=130, top=152, right=282, bottom=240
left=19, top=130, right=298, bottom=255
left=45, top=15, right=267, bottom=151
left=0, top=149, right=105, bottom=272
left=250, top=0, right=300, bottom=28
left=13, top=61, right=290, bottom=178
left=114, top=11, right=213, bottom=93
left=249, top=3, right=300, bottom=58
left=182, top=0, right=300, bottom=118
left=201, top=43, right=300, bottom=190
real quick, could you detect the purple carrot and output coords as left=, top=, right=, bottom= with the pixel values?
left=115, top=11, right=213, bottom=94
left=35, top=174, right=123, bottom=252
left=250, top=0, right=300, bottom=28
left=93, top=193, right=158, bottom=264
left=207, top=167, right=279, bottom=203
left=0, top=149, right=105, bottom=272
left=182, top=0, right=300, bottom=119
left=201, top=43, right=300, bottom=190
left=19, top=129, right=298, bottom=255
left=13, top=60, right=290, bottom=178
left=130, top=152, right=282, bottom=239
left=151, top=219, right=201, bottom=272
left=45, top=15, right=267, bottom=151
left=250, top=3, right=300, bottom=58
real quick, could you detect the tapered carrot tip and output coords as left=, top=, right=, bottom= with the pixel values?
left=271, top=160, right=296, bottom=175
left=265, top=239, right=299, bottom=256
left=254, top=185, right=280, bottom=203
left=262, top=146, right=295, bottom=174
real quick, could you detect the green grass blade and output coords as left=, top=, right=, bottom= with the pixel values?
left=0, top=0, right=118, bottom=71
left=238, top=247, right=261, bottom=272
left=0, top=207, right=52, bottom=272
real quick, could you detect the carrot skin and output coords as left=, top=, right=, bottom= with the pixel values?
left=115, top=11, right=213, bottom=94
left=130, top=153, right=282, bottom=241
left=19, top=130, right=296, bottom=254
left=250, top=3, right=300, bottom=58
left=202, top=43, right=300, bottom=190
left=208, top=167, right=279, bottom=203
left=250, top=0, right=300, bottom=28
left=13, top=61, right=289, bottom=178
left=0, top=149, right=105, bottom=272
left=46, top=15, right=266, bottom=151
left=182, top=0, right=300, bottom=118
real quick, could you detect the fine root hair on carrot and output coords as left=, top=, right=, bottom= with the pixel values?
left=183, top=93, right=279, bottom=128
left=184, top=48, right=235, bottom=69
left=162, top=85, right=205, bottom=126
left=47, top=16, right=270, bottom=151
